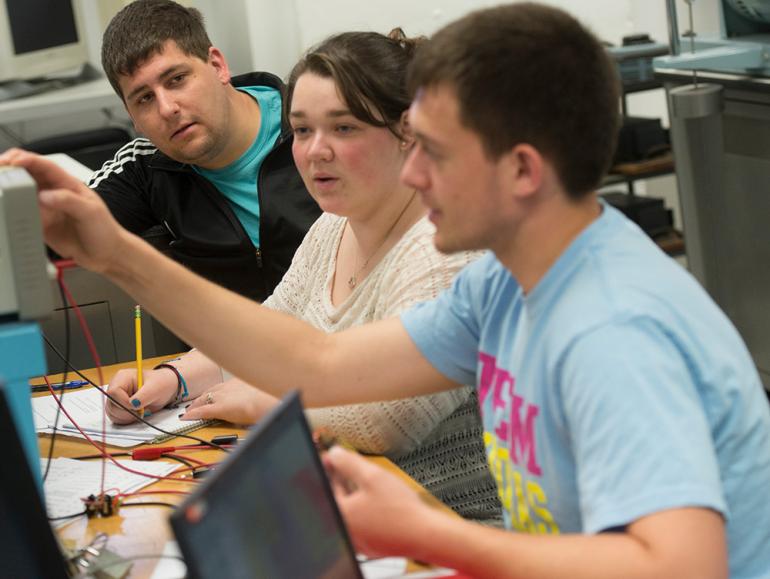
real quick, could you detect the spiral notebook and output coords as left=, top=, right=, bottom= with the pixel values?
left=32, top=387, right=216, bottom=447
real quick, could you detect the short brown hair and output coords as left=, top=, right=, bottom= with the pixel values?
left=102, top=0, right=212, bottom=100
left=285, top=29, right=423, bottom=140
left=408, top=3, right=620, bottom=198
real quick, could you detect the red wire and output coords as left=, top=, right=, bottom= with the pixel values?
left=48, top=266, right=213, bottom=494
left=55, top=266, right=107, bottom=494
left=52, top=259, right=77, bottom=271
left=73, top=444, right=233, bottom=461
left=174, top=443, right=230, bottom=451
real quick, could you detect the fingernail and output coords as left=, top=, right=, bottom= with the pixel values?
left=38, top=190, right=56, bottom=204
left=131, top=399, right=141, bottom=408
left=143, top=409, right=152, bottom=417
left=327, top=445, right=345, bottom=456
left=178, top=413, right=185, bottom=418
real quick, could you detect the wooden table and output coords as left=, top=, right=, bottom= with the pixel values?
left=33, top=356, right=437, bottom=578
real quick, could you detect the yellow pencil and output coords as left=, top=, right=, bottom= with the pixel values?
left=135, top=305, right=143, bottom=390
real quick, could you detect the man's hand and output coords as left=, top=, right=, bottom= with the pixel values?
left=105, top=367, right=179, bottom=424
left=322, top=445, right=443, bottom=560
left=0, top=148, right=129, bottom=273
left=181, top=379, right=279, bottom=424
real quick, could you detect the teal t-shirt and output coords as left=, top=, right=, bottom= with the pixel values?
left=194, top=86, right=282, bottom=248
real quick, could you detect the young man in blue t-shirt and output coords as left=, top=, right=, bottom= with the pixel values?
left=6, top=3, right=770, bottom=578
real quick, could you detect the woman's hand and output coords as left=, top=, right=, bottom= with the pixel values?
left=105, top=368, right=178, bottom=424
left=181, top=379, right=279, bottom=425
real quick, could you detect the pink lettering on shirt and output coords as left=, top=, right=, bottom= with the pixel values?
left=478, top=352, right=542, bottom=476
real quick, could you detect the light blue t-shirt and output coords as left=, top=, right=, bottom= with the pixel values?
left=402, top=204, right=770, bottom=578
left=195, top=86, right=283, bottom=248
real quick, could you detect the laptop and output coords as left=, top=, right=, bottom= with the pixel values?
left=170, top=390, right=364, bottom=579
left=0, top=382, right=70, bottom=579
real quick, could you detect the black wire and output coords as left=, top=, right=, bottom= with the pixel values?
left=48, top=509, right=88, bottom=521
left=41, top=335, right=230, bottom=453
left=162, top=453, right=195, bottom=468
left=72, top=452, right=131, bottom=460
left=46, top=501, right=176, bottom=523
left=120, top=501, right=176, bottom=509
left=42, top=283, right=72, bottom=483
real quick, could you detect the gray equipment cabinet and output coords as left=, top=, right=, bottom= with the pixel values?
left=659, top=69, right=770, bottom=389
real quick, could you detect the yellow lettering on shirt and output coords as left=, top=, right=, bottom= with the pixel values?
left=484, top=431, right=560, bottom=535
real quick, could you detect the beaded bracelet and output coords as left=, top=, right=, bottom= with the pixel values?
left=153, top=362, right=189, bottom=407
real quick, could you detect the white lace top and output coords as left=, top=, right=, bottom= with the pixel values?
left=264, top=213, right=502, bottom=522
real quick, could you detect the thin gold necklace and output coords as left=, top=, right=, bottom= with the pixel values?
left=347, top=191, right=417, bottom=289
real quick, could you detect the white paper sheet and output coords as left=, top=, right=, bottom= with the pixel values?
left=147, top=546, right=456, bottom=579
left=148, top=541, right=187, bottom=579
left=33, top=388, right=211, bottom=447
left=43, top=457, right=180, bottom=528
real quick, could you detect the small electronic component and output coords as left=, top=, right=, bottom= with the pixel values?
left=192, top=467, right=212, bottom=479
left=210, top=433, right=238, bottom=446
left=83, top=494, right=120, bottom=518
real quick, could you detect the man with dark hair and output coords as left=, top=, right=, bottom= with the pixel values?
left=90, top=0, right=320, bottom=301
left=5, top=3, right=770, bottom=578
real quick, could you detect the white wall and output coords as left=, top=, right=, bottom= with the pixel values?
left=292, top=0, right=633, bottom=45
left=252, top=0, right=646, bottom=79
left=245, top=0, right=723, bottom=80
left=243, top=0, right=303, bottom=79
left=194, top=0, right=254, bottom=75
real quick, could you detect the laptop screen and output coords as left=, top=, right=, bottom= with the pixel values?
left=0, top=382, right=70, bottom=579
left=170, top=391, right=363, bottom=579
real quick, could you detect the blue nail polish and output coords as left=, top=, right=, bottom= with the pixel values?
left=131, top=399, right=141, bottom=408
left=143, top=409, right=152, bottom=417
